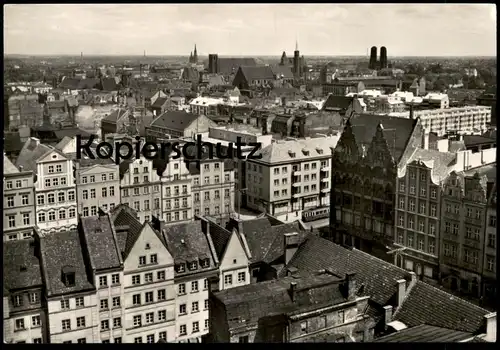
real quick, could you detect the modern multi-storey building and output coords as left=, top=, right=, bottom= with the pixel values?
left=155, top=219, right=219, bottom=342
left=16, top=137, right=78, bottom=234
left=4, top=155, right=36, bottom=241
left=393, top=149, right=456, bottom=283
left=439, top=164, right=496, bottom=299
left=111, top=206, right=176, bottom=343
left=246, top=136, right=339, bottom=223
left=3, top=240, right=45, bottom=344
left=119, top=157, right=162, bottom=223
left=76, top=159, right=121, bottom=216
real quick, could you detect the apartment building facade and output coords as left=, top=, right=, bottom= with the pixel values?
left=120, top=158, right=162, bottom=223
left=160, top=157, right=193, bottom=224
left=393, top=150, right=455, bottom=283
left=246, top=136, right=339, bottom=222
left=483, top=182, right=497, bottom=303
left=76, top=160, right=121, bottom=216
left=439, top=171, right=490, bottom=297
left=3, top=156, right=36, bottom=241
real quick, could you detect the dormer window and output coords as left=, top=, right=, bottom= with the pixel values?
left=61, top=266, right=76, bottom=287
left=189, top=261, right=198, bottom=271
left=289, top=151, right=296, bottom=158
left=145, top=243, right=151, bottom=250
left=200, top=259, right=210, bottom=268
left=302, top=149, right=309, bottom=156
left=316, top=148, right=323, bottom=154
left=177, top=264, right=186, bottom=273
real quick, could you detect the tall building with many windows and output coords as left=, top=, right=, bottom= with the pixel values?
left=16, top=138, right=78, bottom=234
left=4, top=155, right=36, bottom=241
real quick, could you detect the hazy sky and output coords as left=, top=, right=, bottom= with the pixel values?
left=4, top=4, right=497, bottom=56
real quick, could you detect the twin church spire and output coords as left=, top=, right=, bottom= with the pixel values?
left=189, top=44, right=198, bottom=64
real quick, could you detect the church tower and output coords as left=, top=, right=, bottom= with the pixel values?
left=189, top=52, right=193, bottom=64
left=193, top=44, right=198, bottom=64
left=280, top=51, right=287, bottom=66
left=293, top=39, right=300, bottom=77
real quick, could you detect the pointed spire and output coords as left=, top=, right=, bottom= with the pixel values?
left=295, top=38, right=299, bottom=52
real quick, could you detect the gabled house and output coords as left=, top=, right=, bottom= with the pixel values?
left=146, top=111, right=216, bottom=141
left=100, top=108, right=132, bottom=140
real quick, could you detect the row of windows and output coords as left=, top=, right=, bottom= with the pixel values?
left=5, top=194, right=30, bottom=207
left=47, top=165, right=63, bottom=174
left=14, top=315, right=41, bottom=330
left=5, top=179, right=29, bottom=189
left=129, top=199, right=160, bottom=212
left=133, top=332, right=167, bottom=343
left=166, top=198, right=189, bottom=208
left=82, top=187, right=115, bottom=199
left=44, top=177, right=71, bottom=188
left=165, top=185, right=189, bottom=196
left=98, top=274, right=121, bottom=287
left=178, top=279, right=208, bottom=295
left=399, top=199, right=437, bottom=216
left=37, top=208, right=76, bottom=223
left=132, top=310, right=169, bottom=328
left=224, top=272, right=246, bottom=285
left=123, top=185, right=160, bottom=197
left=178, top=320, right=208, bottom=336
left=193, top=189, right=231, bottom=201
left=179, top=299, right=209, bottom=315
left=131, top=270, right=166, bottom=286
left=81, top=173, right=115, bottom=183
left=6, top=213, right=31, bottom=228
left=397, top=234, right=436, bottom=254
left=193, top=174, right=231, bottom=186
left=397, top=216, right=437, bottom=235
left=176, top=259, right=210, bottom=273
left=37, top=191, right=75, bottom=205
left=132, top=289, right=167, bottom=306
left=82, top=203, right=116, bottom=216
left=398, top=184, right=437, bottom=198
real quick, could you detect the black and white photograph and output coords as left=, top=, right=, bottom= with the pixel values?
left=3, top=3, right=497, bottom=343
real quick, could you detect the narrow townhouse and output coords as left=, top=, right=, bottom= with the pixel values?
left=79, top=212, right=125, bottom=343
left=3, top=240, right=45, bottom=343
left=119, top=157, right=162, bottom=223
left=38, top=230, right=99, bottom=343
left=153, top=218, right=219, bottom=342
left=16, top=137, right=78, bottom=235
left=76, top=159, right=121, bottom=216
left=111, top=206, right=176, bottom=343
left=201, top=218, right=252, bottom=291
left=4, top=155, right=36, bottom=241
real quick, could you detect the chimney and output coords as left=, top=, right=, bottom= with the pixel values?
left=422, top=130, right=429, bottom=150
left=409, top=104, right=414, bottom=120
left=290, top=281, right=297, bottom=302
left=284, top=232, right=299, bottom=265
left=396, top=279, right=407, bottom=306
left=383, top=305, right=393, bottom=330
left=19, top=165, right=24, bottom=172
left=345, top=272, right=356, bottom=300
left=484, top=313, right=497, bottom=342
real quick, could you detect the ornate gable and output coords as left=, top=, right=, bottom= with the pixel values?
left=364, top=123, right=396, bottom=170
left=333, top=119, right=359, bottom=164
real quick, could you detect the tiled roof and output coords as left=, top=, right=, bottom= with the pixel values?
left=40, top=230, right=95, bottom=297
left=160, top=221, right=216, bottom=268
left=102, top=108, right=129, bottom=123
left=207, top=221, right=232, bottom=260
left=213, top=274, right=347, bottom=330
left=54, top=136, right=73, bottom=152
left=111, top=206, right=153, bottom=260
left=322, top=95, right=355, bottom=112
left=405, top=148, right=457, bottom=183
left=238, top=66, right=275, bottom=81
left=4, top=156, right=20, bottom=174
left=3, top=240, right=43, bottom=290
left=254, top=136, right=339, bottom=164
left=283, top=235, right=491, bottom=334
left=373, top=324, right=474, bottom=342
left=463, top=134, right=496, bottom=147
left=150, top=110, right=199, bottom=131
left=270, top=65, right=294, bottom=79
left=181, top=67, right=199, bottom=81
left=80, top=214, right=122, bottom=271
left=392, top=282, right=490, bottom=333
left=151, top=96, right=169, bottom=109
left=216, top=58, right=258, bottom=75
left=15, top=139, right=52, bottom=173
left=4, top=132, right=23, bottom=153
left=349, top=113, right=418, bottom=163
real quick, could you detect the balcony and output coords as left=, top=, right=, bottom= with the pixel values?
left=292, top=182, right=301, bottom=187
left=320, top=166, right=329, bottom=172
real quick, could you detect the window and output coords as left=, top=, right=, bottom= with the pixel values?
left=75, top=297, right=84, bottom=307
left=159, top=332, right=167, bottom=341
left=150, top=254, right=158, bottom=264
left=192, top=321, right=199, bottom=333
left=99, top=276, right=108, bottom=287
left=238, top=272, right=246, bottom=283
left=180, top=324, right=187, bottom=336
left=61, top=299, right=69, bottom=309
left=419, top=203, right=426, bottom=214
left=48, top=211, right=56, bottom=221
left=77, top=316, right=86, bottom=328
left=102, top=188, right=107, bottom=197
left=133, top=315, right=142, bottom=327
left=430, top=204, right=437, bottom=217
left=30, top=292, right=39, bottom=304
left=134, top=337, right=142, bottom=343
left=191, top=281, right=199, bottom=292
left=145, top=291, right=154, bottom=303
left=239, top=336, right=249, bottom=343
left=111, top=274, right=120, bottom=285
left=178, top=283, right=186, bottom=295
left=32, top=315, right=41, bottom=327
left=338, top=310, right=345, bottom=324
left=145, top=312, right=154, bottom=324
left=399, top=183, right=405, bottom=192
left=409, top=200, right=415, bottom=212
left=100, top=299, right=109, bottom=310
left=490, top=216, right=497, bottom=228
left=179, top=304, right=187, bottom=315
left=8, top=215, right=16, bottom=228
left=33, top=338, right=42, bottom=344
left=488, top=234, right=496, bottom=248
left=112, top=297, right=121, bottom=308
left=23, top=213, right=30, bottom=225
left=38, top=212, right=46, bottom=223
left=224, top=274, right=233, bottom=286
left=418, top=239, right=424, bottom=251
left=133, top=294, right=141, bottom=305
left=139, top=256, right=146, bottom=265
left=62, top=319, right=71, bottom=331
left=409, top=185, right=415, bottom=195
left=158, top=289, right=166, bottom=301
left=301, top=321, right=308, bottom=333
left=132, top=275, right=140, bottom=285
left=203, top=278, right=209, bottom=290
left=192, top=301, right=199, bottom=312
left=157, top=270, right=165, bottom=280
left=158, top=310, right=166, bottom=321
left=114, top=337, right=122, bottom=343
left=16, top=319, right=25, bottom=330
left=113, top=317, right=121, bottom=328
left=399, top=198, right=405, bottom=209
left=146, top=334, right=155, bottom=343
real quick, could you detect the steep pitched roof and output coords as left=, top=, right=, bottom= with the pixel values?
left=207, top=220, right=232, bottom=260
left=405, top=148, right=457, bottom=183
left=151, top=96, right=168, bottom=109
left=322, top=94, right=355, bottom=112
left=150, top=110, right=199, bottom=131
left=216, top=57, right=258, bottom=75
left=4, top=132, right=23, bottom=153
left=4, top=156, right=20, bottom=174
left=349, top=113, right=418, bottom=163
left=15, top=139, right=52, bottom=173
left=40, top=230, right=95, bottom=297
left=111, top=206, right=144, bottom=259
left=80, top=214, right=122, bottom=271
left=102, top=108, right=128, bottom=123
left=238, top=66, right=275, bottom=81
left=373, top=324, right=474, bottom=342
left=3, top=240, right=43, bottom=291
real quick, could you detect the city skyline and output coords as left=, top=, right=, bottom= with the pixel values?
left=4, top=4, right=497, bottom=57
